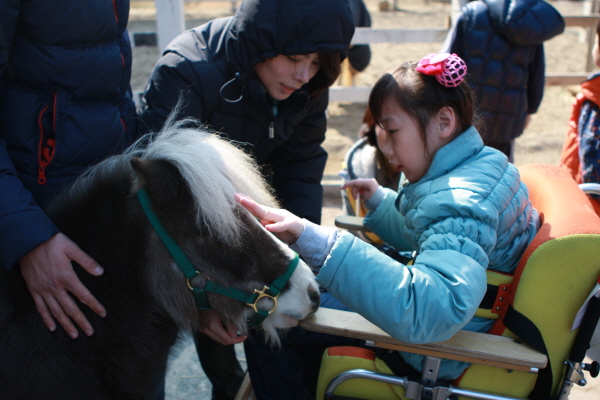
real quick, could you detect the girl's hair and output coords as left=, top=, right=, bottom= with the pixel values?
left=368, top=61, right=478, bottom=148
left=305, top=52, right=342, bottom=100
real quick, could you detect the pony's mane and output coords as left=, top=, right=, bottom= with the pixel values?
left=126, top=118, right=279, bottom=245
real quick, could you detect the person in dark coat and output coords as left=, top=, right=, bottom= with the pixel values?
left=444, top=0, right=564, bottom=160
left=347, top=0, right=372, bottom=74
left=0, top=0, right=137, bottom=340
left=138, top=0, right=354, bottom=398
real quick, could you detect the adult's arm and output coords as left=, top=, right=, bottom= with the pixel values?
left=139, top=51, right=207, bottom=134
left=269, top=93, right=329, bottom=224
left=526, top=45, right=545, bottom=115
left=0, top=1, right=105, bottom=337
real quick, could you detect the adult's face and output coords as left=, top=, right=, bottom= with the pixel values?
left=255, top=53, right=320, bottom=100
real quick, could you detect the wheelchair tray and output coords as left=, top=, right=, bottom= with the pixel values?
left=300, top=308, right=547, bottom=373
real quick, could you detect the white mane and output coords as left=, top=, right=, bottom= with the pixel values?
left=128, top=118, right=279, bottom=246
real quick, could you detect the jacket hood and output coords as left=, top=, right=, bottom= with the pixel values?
left=484, top=0, right=565, bottom=46
left=224, top=0, right=355, bottom=75
left=581, top=72, right=600, bottom=106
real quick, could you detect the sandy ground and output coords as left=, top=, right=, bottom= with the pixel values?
left=129, top=1, right=600, bottom=398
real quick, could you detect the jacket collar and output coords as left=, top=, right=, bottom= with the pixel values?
left=411, top=126, right=483, bottom=186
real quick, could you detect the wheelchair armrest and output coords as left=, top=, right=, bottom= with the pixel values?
left=300, top=308, right=547, bottom=373
left=580, top=183, right=600, bottom=196
left=335, top=216, right=368, bottom=231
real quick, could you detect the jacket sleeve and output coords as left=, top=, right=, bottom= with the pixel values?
left=527, top=45, right=545, bottom=115
left=269, top=93, right=330, bottom=224
left=363, top=188, right=411, bottom=251
left=317, top=191, right=490, bottom=344
left=560, top=93, right=584, bottom=183
left=442, top=12, right=465, bottom=55
left=0, top=139, right=60, bottom=268
left=138, top=51, right=208, bottom=135
left=0, top=0, right=60, bottom=269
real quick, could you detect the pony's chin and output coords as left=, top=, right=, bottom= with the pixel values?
left=269, top=313, right=300, bottom=329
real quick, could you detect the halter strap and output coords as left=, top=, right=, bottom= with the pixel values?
left=137, top=188, right=299, bottom=328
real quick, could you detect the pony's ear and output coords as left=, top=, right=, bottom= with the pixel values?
left=130, top=157, right=188, bottom=207
left=131, top=157, right=150, bottom=186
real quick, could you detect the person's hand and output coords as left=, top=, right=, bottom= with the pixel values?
left=341, top=178, right=380, bottom=203
left=235, top=193, right=305, bottom=244
left=198, top=309, right=247, bottom=345
left=18, top=232, right=106, bottom=339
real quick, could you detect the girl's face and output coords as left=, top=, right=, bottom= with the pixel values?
left=255, top=53, right=321, bottom=100
left=379, top=99, right=449, bottom=183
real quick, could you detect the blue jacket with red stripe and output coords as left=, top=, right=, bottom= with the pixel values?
left=0, top=0, right=137, bottom=268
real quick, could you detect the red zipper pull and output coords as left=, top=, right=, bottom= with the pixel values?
left=38, top=166, right=46, bottom=185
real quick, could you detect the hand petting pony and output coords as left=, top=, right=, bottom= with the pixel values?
left=235, top=193, right=306, bottom=245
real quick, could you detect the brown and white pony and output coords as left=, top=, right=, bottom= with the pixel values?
left=0, top=119, right=319, bottom=399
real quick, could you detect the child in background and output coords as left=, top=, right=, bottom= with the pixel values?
left=444, top=0, right=564, bottom=161
left=238, top=53, right=541, bottom=398
left=560, top=19, right=600, bottom=215
left=340, top=107, right=401, bottom=245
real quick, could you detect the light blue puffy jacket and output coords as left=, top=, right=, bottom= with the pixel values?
left=316, top=127, right=540, bottom=378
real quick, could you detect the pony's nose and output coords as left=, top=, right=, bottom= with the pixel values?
left=309, top=287, right=320, bottom=313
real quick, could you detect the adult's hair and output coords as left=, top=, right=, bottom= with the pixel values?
left=368, top=61, right=479, bottom=149
left=306, top=51, right=342, bottom=100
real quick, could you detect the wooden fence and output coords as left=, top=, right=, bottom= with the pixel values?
left=142, top=0, right=600, bottom=104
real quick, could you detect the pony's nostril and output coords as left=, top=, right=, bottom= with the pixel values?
left=309, top=288, right=320, bottom=309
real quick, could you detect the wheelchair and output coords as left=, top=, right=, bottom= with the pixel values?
left=298, top=164, right=600, bottom=400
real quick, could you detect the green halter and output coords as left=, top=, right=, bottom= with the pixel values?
left=137, top=188, right=299, bottom=328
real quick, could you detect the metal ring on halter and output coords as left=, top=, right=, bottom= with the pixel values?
left=246, top=285, right=279, bottom=314
left=186, top=272, right=208, bottom=290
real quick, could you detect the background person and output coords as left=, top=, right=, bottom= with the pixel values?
left=559, top=19, right=600, bottom=215
left=0, top=0, right=137, bottom=340
left=443, top=0, right=564, bottom=161
left=138, top=0, right=354, bottom=398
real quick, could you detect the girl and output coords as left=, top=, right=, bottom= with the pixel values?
left=238, top=53, right=541, bottom=396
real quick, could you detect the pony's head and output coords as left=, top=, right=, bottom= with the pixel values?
left=126, top=119, right=320, bottom=343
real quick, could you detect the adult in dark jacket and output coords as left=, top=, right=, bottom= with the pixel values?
left=139, top=0, right=354, bottom=398
left=444, top=0, right=564, bottom=160
left=0, top=0, right=137, bottom=339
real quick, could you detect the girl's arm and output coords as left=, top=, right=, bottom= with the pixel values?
left=317, top=230, right=488, bottom=344
left=235, top=194, right=338, bottom=269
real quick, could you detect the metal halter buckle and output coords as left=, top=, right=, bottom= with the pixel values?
left=247, top=285, right=279, bottom=314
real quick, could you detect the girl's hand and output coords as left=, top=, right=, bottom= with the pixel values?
left=234, top=193, right=305, bottom=244
left=341, top=178, right=380, bottom=203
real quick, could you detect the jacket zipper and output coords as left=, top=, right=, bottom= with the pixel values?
left=37, top=91, right=58, bottom=185
left=269, top=101, right=278, bottom=139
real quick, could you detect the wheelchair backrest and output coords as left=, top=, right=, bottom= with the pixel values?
left=459, top=164, right=600, bottom=398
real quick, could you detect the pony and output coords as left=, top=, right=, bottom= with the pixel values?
left=0, top=119, right=320, bottom=399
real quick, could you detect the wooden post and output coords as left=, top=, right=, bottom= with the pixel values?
left=585, top=0, right=600, bottom=72
left=154, top=0, right=186, bottom=52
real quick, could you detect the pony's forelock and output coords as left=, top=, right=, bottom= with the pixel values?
left=127, top=119, right=278, bottom=246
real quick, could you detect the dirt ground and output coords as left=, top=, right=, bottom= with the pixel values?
left=129, top=1, right=600, bottom=397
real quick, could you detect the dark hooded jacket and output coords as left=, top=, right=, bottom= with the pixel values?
left=0, top=0, right=137, bottom=268
left=139, top=0, right=355, bottom=224
left=447, top=0, right=564, bottom=144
